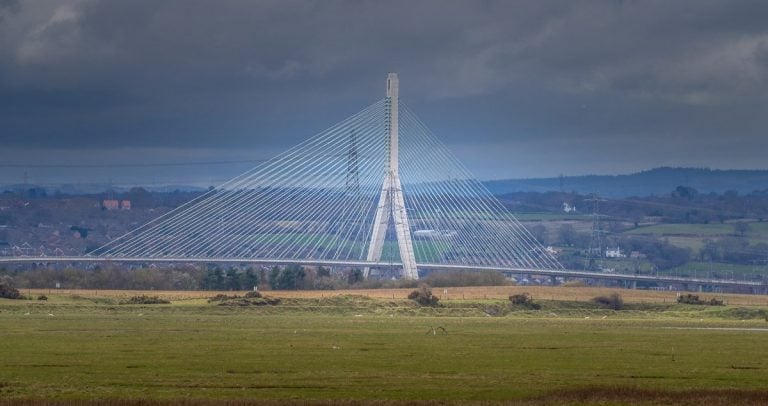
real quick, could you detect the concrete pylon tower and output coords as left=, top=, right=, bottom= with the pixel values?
left=364, top=73, right=419, bottom=280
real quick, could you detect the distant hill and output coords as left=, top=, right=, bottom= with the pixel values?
left=6, top=167, right=768, bottom=198
left=483, top=167, right=768, bottom=198
left=1, top=183, right=207, bottom=195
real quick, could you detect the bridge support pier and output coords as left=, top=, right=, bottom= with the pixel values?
left=363, top=73, right=418, bottom=280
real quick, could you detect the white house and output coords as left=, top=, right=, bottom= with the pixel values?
left=545, top=246, right=560, bottom=255
left=563, top=202, right=577, bottom=213
left=605, top=247, right=625, bottom=258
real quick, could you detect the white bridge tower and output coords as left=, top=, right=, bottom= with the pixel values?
left=364, top=73, right=418, bottom=279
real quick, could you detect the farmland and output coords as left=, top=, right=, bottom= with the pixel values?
left=2, top=287, right=768, bottom=405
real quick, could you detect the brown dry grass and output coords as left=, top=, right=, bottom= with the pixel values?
left=25, top=285, right=768, bottom=306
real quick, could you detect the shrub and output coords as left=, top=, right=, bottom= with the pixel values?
left=208, top=294, right=239, bottom=302
left=708, top=297, right=724, bottom=306
left=121, top=295, right=170, bottom=305
left=677, top=294, right=724, bottom=306
left=509, top=293, right=541, bottom=310
left=592, top=293, right=624, bottom=310
left=37, top=295, right=48, bottom=301
left=509, top=293, right=530, bottom=305
left=408, top=284, right=440, bottom=306
left=248, top=296, right=281, bottom=306
left=244, top=291, right=262, bottom=298
left=216, top=296, right=281, bottom=306
left=0, top=280, right=21, bottom=300
left=677, top=294, right=697, bottom=304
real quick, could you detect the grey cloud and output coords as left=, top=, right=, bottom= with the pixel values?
left=0, top=0, right=19, bottom=26
left=1, top=0, right=767, bottom=180
left=0, top=0, right=20, bottom=14
left=5, top=1, right=767, bottom=99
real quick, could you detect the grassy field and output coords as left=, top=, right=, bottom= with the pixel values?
left=662, top=261, right=768, bottom=280
left=2, top=288, right=768, bottom=404
left=618, top=221, right=768, bottom=265
left=513, top=213, right=588, bottom=221
left=662, top=235, right=707, bottom=251
left=623, top=221, right=768, bottom=243
left=624, top=223, right=739, bottom=236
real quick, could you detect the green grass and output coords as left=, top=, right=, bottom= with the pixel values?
left=745, top=222, right=768, bottom=234
left=1, top=295, right=768, bottom=403
left=663, top=236, right=706, bottom=251
left=590, top=258, right=655, bottom=273
left=512, top=212, right=588, bottom=221
left=624, top=221, right=768, bottom=239
left=620, top=222, right=768, bottom=260
left=624, top=223, right=736, bottom=236
left=662, top=261, right=768, bottom=279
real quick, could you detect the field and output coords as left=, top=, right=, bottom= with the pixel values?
left=623, top=221, right=768, bottom=247
left=512, top=213, right=587, bottom=221
left=2, top=287, right=768, bottom=405
left=662, top=261, right=766, bottom=279
left=625, top=223, right=739, bottom=236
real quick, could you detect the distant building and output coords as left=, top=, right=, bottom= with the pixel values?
left=605, top=247, right=625, bottom=258
left=545, top=246, right=560, bottom=255
left=102, top=199, right=119, bottom=210
left=102, top=199, right=131, bottom=210
left=563, top=202, right=577, bottom=213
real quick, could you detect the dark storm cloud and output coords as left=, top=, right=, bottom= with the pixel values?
left=0, top=0, right=20, bottom=13
left=1, top=0, right=768, bottom=179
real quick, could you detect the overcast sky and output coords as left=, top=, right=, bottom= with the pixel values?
left=1, top=0, right=767, bottom=186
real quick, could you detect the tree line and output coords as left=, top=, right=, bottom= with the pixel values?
left=0, top=266, right=509, bottom=291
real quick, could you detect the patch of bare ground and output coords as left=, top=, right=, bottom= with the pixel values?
left=531, top=387, right=768, bottom=405
left=3, top=388, right=768, bottom=405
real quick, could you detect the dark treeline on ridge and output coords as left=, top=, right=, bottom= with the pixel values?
left=5, top=167, right=768, bottom=199
left=487, top=167, right=768, bottom=198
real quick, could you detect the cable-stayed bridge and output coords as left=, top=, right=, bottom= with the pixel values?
left=76, top=72, right=562, bottom=280
left=1, top=73, right=765, bottom=292
left=4, top=73, right=561, bottom=278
